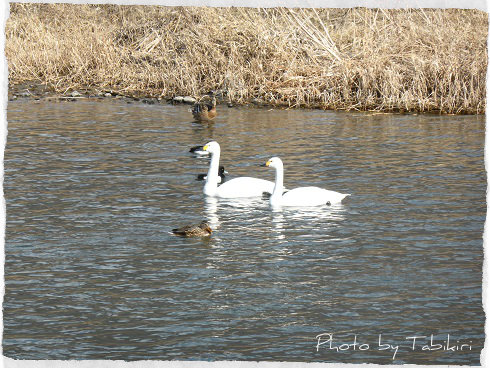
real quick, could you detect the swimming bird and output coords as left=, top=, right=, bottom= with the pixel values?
left=197, top=165, right=226, bottom=183
left=202, top=141, right=276, bottom=198
left=263, top=157, right=350, bottom=207
left=172, top=221, right=212, bottom=237
left=189, top=145, right=209, bottom=156
left=192, top=94, right=217, bottom=122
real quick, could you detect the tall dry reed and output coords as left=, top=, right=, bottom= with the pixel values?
left=6, top=4, right=488, bottom=113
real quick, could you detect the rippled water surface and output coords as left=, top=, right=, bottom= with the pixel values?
left=4, top=99, right=485, bottom=364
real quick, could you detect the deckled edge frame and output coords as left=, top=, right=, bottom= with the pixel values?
left=0, top=1, right=487, bottom=368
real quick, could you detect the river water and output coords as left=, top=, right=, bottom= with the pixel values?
left=3, top=98, right=485, bottom=364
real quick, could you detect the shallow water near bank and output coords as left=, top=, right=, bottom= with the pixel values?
left=4, top=99, right=485, bottom=364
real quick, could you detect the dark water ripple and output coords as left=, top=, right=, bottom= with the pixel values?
left=4, top=100, right=485, bottom=364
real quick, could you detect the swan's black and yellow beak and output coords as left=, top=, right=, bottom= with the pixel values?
left=261, top=160, right=271, bottom=167
left=203, top=144, right=209, bottom=151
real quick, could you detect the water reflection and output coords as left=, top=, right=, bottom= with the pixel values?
left=204, top=196, right=219, bottom=229
left=271, top=210, right=286, bottom=241
left=273, top=203, right=348, bottom=220
left=3, top=99, right=485, bottom=364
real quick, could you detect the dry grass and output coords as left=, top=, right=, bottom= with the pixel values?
left=6, top=4, right=488, bottom=113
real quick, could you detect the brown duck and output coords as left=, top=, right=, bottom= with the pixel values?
left=172, top=221, right=212, bottom=237
left=192, top=95, right=217, bottom=122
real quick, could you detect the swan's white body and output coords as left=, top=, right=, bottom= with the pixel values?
left=266, top=157, right=349, bottom=207
left=203, top=141, right=276, bottom=198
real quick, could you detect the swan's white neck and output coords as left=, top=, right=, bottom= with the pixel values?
left=270, top=162, right=284, bottom=205
left=203, top=147, right=221, bottom=196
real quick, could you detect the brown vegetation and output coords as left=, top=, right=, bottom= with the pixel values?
left=6, top=3, right=488, bottom=113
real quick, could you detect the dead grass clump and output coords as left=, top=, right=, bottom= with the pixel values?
left=6, top=4, right=487, bottom=114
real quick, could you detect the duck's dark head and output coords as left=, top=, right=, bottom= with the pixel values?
left=199, top=221, right=212, bottom=234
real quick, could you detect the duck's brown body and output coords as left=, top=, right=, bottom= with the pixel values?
left=192, top=96, right=217, bottom=122
left=172, top=221, right=212, bottom=237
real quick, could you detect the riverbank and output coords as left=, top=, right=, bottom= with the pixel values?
left=6, top=4, right=488, bottom=114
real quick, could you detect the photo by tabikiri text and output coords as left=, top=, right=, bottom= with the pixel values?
left=316, top=333, right=473, bottom=361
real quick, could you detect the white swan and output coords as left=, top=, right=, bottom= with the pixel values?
left=202, top=141, right=276, bottom=198
left=264, top=157, right=350, bottom=207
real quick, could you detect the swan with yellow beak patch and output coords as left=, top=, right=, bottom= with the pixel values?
left=202, top=141, right=276, bottom=198
left=264, top=157, right=350, bottom=207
